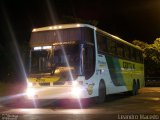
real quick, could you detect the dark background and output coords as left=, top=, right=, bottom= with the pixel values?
left=0, top=0, right=160, bottom=81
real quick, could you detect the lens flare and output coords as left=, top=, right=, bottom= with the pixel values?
left=45, top=1, right=83, bottom=107
left=1, top=5, right=38, bottom=107
left=72, top=87, right=81, bottom=97
left=26, top=88, right=36, bottom=97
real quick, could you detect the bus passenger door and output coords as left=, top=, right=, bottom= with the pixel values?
left=84, top=44, right=97, bottom=96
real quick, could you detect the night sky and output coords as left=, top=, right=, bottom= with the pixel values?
left=1, top=0, right=160, bottom=43
left=1, top=0, right=160, bottom=79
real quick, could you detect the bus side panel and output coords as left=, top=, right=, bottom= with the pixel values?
left=97, top=54, right=128, bottom=94
left=105, top=55, right=144, bottom=91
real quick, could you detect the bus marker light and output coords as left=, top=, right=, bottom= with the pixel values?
left=54, top=26, right=57, bottom=29
left=58, top=26, right=62, bottom=29
left=76, top=24, right=80, bottom=27
left=49, top=27, right=52, bottom=29
left=33, top=29, right=37, bottom=32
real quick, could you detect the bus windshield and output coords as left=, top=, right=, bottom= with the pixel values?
left=30, top=44, right=81, bottom=77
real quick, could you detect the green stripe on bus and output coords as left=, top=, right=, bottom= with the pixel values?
left=105, top=55, right=125, bottom=86
left=105, top=55, right=144, bottom=90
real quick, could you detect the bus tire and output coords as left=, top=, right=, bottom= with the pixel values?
left=137, top=79, right=140, bottom=89
left=132, top=80, right=138, bottom=96
left=96, top=80, right=106, bottom=104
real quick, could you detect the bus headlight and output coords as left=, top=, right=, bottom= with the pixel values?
left=28, top=82, right=33, bottom=87
left=72, top=81, right=78, bottom=86
left=26, top=88, right=36, bottom=97
left=71, top=87, right=81, bottom=97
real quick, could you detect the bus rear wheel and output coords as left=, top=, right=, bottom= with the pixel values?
left=132, top=80, right=138, bottom=96
left=96, top=80, right=106, bottom=104
left=137, top=79, right=140, bottom=89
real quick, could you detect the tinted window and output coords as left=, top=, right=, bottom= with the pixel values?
left=30, top=27, right=94, bottom=46
left=108, top=39, right=116, bottom=55
left=84, top=45, right=95, bottom=80
left=97, top=34, right=108, bottom=52
left=84, top=28, right=94, bottom=44
left=130, top=48, right=136, bottom=61
left=117, top=42, right=124, bottom=57
left=97, top=33, right=107, bottom=53
left=124, top=45, right=130, bottom=59
left=136, top=50, right=143, bottom=63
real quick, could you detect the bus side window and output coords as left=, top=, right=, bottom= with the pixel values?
left=124, top=46, right=130, bottom=59
left=84, top=28, right=95, bottom=44
left=130, top=48, right=136, bottom=61
left=84, top=45, right=95, bottom=80
left=108, top=39, right=116, bottom=55
left=140, top=52, right=143, bottom=63
left=97, top=33, right=107, bottom=53
left=136, top=50, right=142, bottom=62
left=117, top=42, right=124, bottom=57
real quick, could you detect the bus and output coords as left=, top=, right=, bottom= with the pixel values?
left=26, top=23, right=144, bottom=103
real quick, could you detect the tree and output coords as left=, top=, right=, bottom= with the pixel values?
left=132, top=39, right=160, bottom=77
left=132, top=39, right=160, bottom=64
left=153, top=38, right=160, bottom=52
left=132, top=40, right=149, bottom=51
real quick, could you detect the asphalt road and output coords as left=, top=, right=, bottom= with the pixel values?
left=0, top=87, right=160, bottom=120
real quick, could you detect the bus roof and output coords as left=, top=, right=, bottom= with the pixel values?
left=32, top=23, right=142, bottom=51
left=32, top=23, right=96, bottom=32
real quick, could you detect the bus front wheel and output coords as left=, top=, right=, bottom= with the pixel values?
left=96, top=80, right=106, bottom=104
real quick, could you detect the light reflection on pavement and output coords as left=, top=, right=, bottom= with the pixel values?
left=2, top=108, right=110, bottom=114
left=0, top=87, right=160, bottom=120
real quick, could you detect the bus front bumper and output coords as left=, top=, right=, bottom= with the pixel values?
left=25, top=86, right=88, bottom=100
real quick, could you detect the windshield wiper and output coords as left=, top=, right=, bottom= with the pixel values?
left=50, top=64, right=57, bottom=75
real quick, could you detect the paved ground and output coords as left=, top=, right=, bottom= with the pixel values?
left=0, top=87, right=160, bottom=120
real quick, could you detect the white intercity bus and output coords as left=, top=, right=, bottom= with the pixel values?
left=26, top=23, right=144, bottom=103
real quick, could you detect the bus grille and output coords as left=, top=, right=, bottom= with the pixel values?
left=53, top=81, right=65, bottom=85
left=39, top=83, right=50, bottom=86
